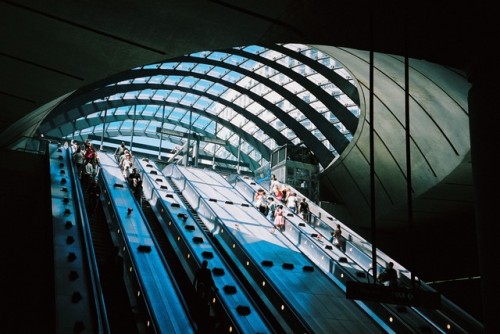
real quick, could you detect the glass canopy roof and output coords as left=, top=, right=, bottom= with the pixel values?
left=39, top=43, right=361, bottom=174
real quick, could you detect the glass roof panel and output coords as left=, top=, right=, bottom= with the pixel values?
left=241, top=45, right=266, bottom=55
left=223, top=71, right=244, bottom=84
left=206, top=82, right=227, bottom=96
left=262, top=90, right=282, bottom=104
left=176, top=62, right=197, bottom=71
left=223, top=55, right=246, bottom=66
left=47, top=43, right=361, bottom=173
left=132, top=77, right=148, bottom=84
left=249, top=83, right=272, bottom=96
left=193, top=97, right=212, bottom=110
left=159, top=62, right=178, bottom=70
left=164, top=76, right=183, bottom=85
left=238, top=59, right=262, bottom=72
left=148, top=75, right=165, bottom=84
left=192, top=79, right=212, bottom=93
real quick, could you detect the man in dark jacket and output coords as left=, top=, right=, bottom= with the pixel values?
left=128, top=168, right=142, bottom=200
left=193, top=260, right=218, bottom=319
left=378, top=262, right=398, bottom=287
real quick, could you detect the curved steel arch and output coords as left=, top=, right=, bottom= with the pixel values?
left=268, top=44, right=360, bottom=106
left=173, top=54, right=350, bottom=155
left=42, top=80, right=335, bottom=166
left=45, top=78, right=291, bottom=149
left=97, top=115, right=260, bottom=171
left=87, top=70, right=331, bottom=165
left=45, top=56, right=341, bottom=166
left=43, top=100, right=266, bottom=169
left=41, top=85, right=284, bottom=156
left=225, top=47, right=359, bottom=135
left=53, top=109, right=260, bottom=170
left=83, top=133, right=253, bottom=170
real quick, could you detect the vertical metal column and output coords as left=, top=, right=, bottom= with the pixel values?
left=404, top=26, right=415, bottom=287
left=129, top=104, right=136, bottom=152
left=193, top=137, right=200, bottom=168
left=368, top=7, right=378, bottom=281
left=158, top=104, right=165, bottom=160
left=184, top=109, right=193, bottom=166
left=99, top=108, right=107, bottom=150
left=212, top=124, right=217, bottom=170
left=236, top=136, right=242, bottom=174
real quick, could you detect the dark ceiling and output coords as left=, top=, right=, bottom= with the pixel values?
left=1, top=1, right=496, bottom=325
left=0, top=0, right=493, bottom=139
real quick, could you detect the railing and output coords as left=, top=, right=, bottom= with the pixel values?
left=49, top=143, right=108, bottom=333
left=229, top=174, right=483, bottom=333
left=135, top=157, right=275, bottom=334
left=66, top=145, right=110, bottom=333
left=98, top=152, right=196, bottom=334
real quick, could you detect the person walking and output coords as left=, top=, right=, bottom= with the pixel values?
left=333, top=224, right=346, bottom=252
left=286, top=192, right=298, bottom=214
left=114, top=142, right=127, bottom=162
left=193, top=260, right=218, bottom=320
left=273, top=204, right=285, bottom=231
left=254, top=189, right=268, bottom=216
left=267, top=197, right=276, bottom=221
left=72, top=145, right=84, bottom=179
left=128, top=167, right=142, bottom=201
left=298, top=197, right=310, bottom=223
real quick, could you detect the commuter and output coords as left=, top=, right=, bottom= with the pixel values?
left=81, top=159, right=94, bottom=192
left=128, top=168, right=142, bottom=201
left=120, top=152, right=133, bottom=179
left=273, top=204, right=285, bottom=231
left=72, top=145, right=84, bottom=179
left=378, top=262, right=398, bottom=288
left=118, top=149, right=130, bottom=166
left=281, top=184, right=289, bottom=202
left=193, top=260, right=218, bottom=318
left=274, top=185, right=284, bottom=202
left=254, top=189, right=268, bottom=216
left=83, top=139, right=90, bottom=150
left=114, top=142, right=127, bottom=162
left=70, top=140, right=78, bottom=152
left=267, top=197, right=276, bottom=221
left=333, top=223, right=346, bottom=252
left=298, top=197, right=310, bottom=222
left=84, top=142, right=97, bottom=165
left=270, top=174, right=281, bottom=193
left=285, top=191, right=298, bottom=214
left=194, top=260, right=217, bottom=295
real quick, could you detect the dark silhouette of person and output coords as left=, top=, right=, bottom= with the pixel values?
left=298, top=197, right=310, bottom=223
left=127, top=167, right=142, bottom=201
left=333, top=224, right=346, bottom=252
left=193, top=260, right=218, bottom=326
left=193, top=260, right=217, bottom=298
left=378, top=262, right=398, bottom=287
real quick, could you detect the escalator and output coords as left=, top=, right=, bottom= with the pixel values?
left=84, top=182, right=139, bottom=333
